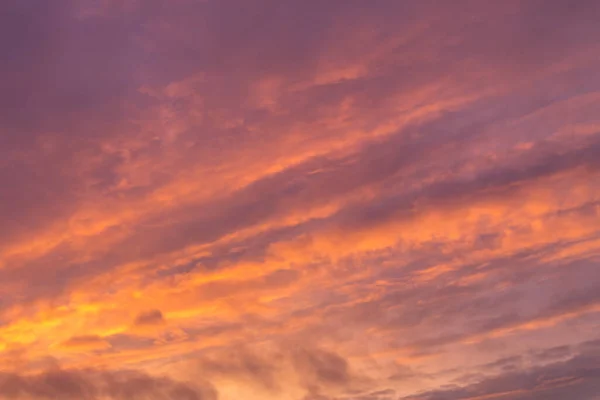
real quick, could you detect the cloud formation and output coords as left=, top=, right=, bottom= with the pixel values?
left=0, top=368, right=216, bottom=400
left=401, top=341, right=600, bottom=400
left=0, top=1, right=599, bottom=399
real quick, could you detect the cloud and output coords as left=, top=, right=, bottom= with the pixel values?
left=292, top=347, right=352, bottom=388
left=400, top=344, right=600, bottom=400
left=0, top=368, right=216, bottom=400
left=191, top=344, right=367, bottom=398
left=134, top=309, right=165, bottom=327
left=0, top=1, right=599, bottom=400
left=195, top=345, right=281, bottom=390
left=58, top=335, right=111, bottom=352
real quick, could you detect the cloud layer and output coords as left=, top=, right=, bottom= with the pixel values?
left=1, top=1, right=599, bottom=399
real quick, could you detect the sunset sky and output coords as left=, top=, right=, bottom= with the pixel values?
left=1, top=1, right=600, bottom=399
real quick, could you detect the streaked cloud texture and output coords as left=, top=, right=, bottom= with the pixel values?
left=1, top=1, right=599, bottom=399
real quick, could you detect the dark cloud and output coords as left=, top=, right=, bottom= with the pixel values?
left=531, top=345, right=572, bottom=363
left=134, top=309, right=165, bottom=326
left=291, top=346, right=375, bottom=400
left=303, top=388, right=397, bottom=400
left=346, top=388, right=397, bottom=400
left=293, top=347, right=352, bottom=388
left=482, top=355, right=523, bottom=372
left=400, top=348, right=600, bottom=400
left=0, top=368, right=216, bottom=400
left=336, top=134, right=600, bottom=233
left=578, top=339, right=600, bottom=352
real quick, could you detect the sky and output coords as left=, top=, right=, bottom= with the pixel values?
left=1, top=1, right=599, bottom=399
